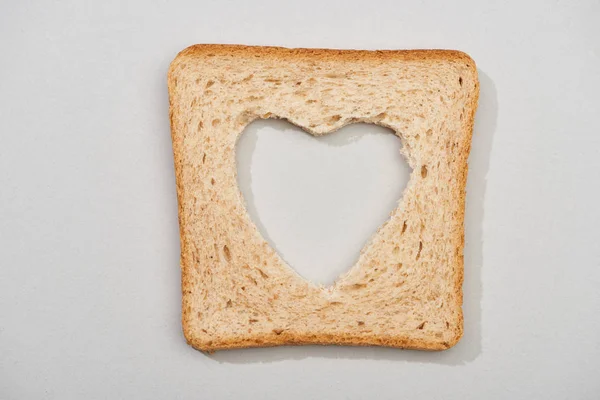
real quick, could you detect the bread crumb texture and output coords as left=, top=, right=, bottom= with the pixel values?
left=168, top=44, right=479, bottom=352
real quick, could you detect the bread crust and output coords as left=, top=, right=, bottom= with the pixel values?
left=168, top=44, right=479, bottom=353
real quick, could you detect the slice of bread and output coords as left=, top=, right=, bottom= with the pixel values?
left=168, top=44, right=479, bottom=352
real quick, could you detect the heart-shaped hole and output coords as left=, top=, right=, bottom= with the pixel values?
left=236, top=119, right=411, bottom=287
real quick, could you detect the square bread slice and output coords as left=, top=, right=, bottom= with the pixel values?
left=167, top=44, right=479, bottom=352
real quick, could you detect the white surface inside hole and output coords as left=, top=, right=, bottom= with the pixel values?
left=236, top=119, right=411, bottom=286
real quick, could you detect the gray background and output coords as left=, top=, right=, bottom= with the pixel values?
left=1, top=0, right=599, bottom=399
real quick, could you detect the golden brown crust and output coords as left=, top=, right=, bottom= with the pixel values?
left=186, top=330, right=460, bottom=353
left=168, top=44, right=479, bottom=353
left=446, top=56, right=479, bottom=350
left=174, top=43, right=475, bottom=62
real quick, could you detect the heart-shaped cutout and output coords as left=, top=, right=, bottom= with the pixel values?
left=236, top=119, right=412, bottom=287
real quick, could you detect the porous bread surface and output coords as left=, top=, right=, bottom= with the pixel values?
left=168, top=44, right=479, bottom=352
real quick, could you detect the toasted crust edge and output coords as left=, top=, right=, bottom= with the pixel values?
left=184, top=327, right=463, bottom=353
left=169, top=44, right=477, bottom=74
